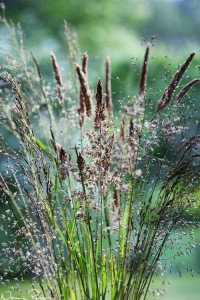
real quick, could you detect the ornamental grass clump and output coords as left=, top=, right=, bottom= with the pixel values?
left=0, top=10, right=200, bottom=300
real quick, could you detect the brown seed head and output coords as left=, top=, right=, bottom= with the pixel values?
left=50, top=51, right=63, bottom=86
left=77, top=152, right=85, bottom=173
left=82, top=52, right=88, bottom=77
left=129, top=117, right=134, bottom=138
left=50, top=51, right=64, bottom=100
left=138, top=42, right=151, bottom=101
left=157, top=52, right=195, bottom=111
left=77, top=53, right=88, bottom=128
left=55, top=143, right=70, bottom=179
left=175, top=78, right=200, bottom=105
left=105, top=56, right=113, bottom=115
left=94, top=78, right=106, bottom=130
left=75, top=64, right=92, bottom=117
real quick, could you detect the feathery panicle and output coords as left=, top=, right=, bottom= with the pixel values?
left=157, top=52, right=195, bottom=111
left=105, top=56, right=113, bottom=115
left=175, top=78, right=200, bottom=104
left=82, top=52, right=88, bottom=77
left=55, top=143, right=71, bottom=179
left=77, top=52, right=89, bottom=128
left=129, top=117, right=134, bottom=138
left=94, top=78, right=106, bottom=130
left=76, top=53, right=88, bottom=129
left=31, top=51, right=47, bottom=101
left=64, top=20, right=81, bottom=91
left=77, top=151, right=85, bottom=173
left=96, top=77, right=103, bottom=105
left=50, top=51, right=64, bottom=101
left=138, top=42, right=151, bottom=102
left=50, top=51, right=63, bottom=86
left=56, top=143, right=70, bottom=164
left=120, top=116, right=126, bottom=143
left=75, top=63, right=92, bottom=117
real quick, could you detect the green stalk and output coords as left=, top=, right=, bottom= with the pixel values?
left=74, top=146, right=100, bottom=299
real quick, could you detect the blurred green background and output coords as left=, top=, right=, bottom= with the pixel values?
left=2, top=0, right=200, bottom=104
left=4, top=0, right=200, bottom=56
left=1, top=0, right=200, bottom=299
left=3, top=0, right=200, bottom=112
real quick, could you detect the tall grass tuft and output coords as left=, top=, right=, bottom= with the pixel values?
left=0, top=10, right=200, bottom=300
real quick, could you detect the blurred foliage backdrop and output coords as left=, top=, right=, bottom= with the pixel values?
left=1, top=0, right=200, bottom=299
left=3, top=0, right=200, bottom=109
left=1, top=0, right=199, bottom=101
left=5, top=0, right=200, bottom=55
